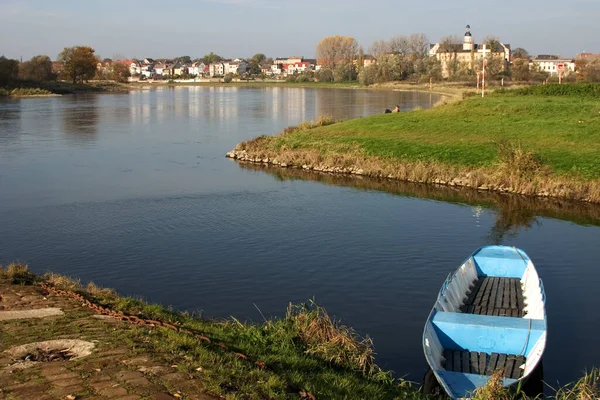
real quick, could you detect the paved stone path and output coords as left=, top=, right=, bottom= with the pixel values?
left=0, top=283, right=215, bottom=400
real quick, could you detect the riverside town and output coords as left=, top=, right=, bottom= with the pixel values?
left=1, top=7, right=600, bottom=400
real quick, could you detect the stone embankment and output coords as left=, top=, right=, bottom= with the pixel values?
left=226, top=149, right=599, bottom=203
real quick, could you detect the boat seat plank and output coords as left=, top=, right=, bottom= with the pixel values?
left=461, top=277, right=525, bottom=317
left=444, top=349, right=453, bottom=371
left=470, top=351, right=479, bottom=374
left=453, top=350, right=461, bottom=374
left=443, top=350, right=526, bottom=378
left=486, top=352, right=499, bottom=375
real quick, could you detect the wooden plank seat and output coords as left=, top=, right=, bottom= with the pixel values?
left=443, top=349, right=525, bottom=379
left=460, top=277, right=525, bottom=317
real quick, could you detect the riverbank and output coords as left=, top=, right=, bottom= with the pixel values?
left=0, top=265, right=421, bottom=400
left=1, top=265, right=598, bottom=400
left=227, top=84, right=600, bottom=203
left=0, top=81, right=130, bottom=97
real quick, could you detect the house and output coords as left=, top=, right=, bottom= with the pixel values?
left=209, top=62, right=225, bottom=77
left=223, top=60, right=249, bottom=75
left=429, top=25, right=511, bottom=78
left=188, top=61, right=206, bottom=76
left=530, top=55, right=575, bottom=75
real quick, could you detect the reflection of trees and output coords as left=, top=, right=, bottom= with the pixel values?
left=238, top=162, right=600, bottom=238
left=61, top=96, right=98, bottom=141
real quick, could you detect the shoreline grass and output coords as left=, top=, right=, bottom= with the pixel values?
left=228, top=84, right=600, bottom=203
left=1, top=264, right=599, bottom=399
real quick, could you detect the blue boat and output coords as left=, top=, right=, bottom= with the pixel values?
left=423, top=246, right=547, bottom=399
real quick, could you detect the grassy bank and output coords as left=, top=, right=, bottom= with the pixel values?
left=1, top=264, right=598, bottom=399
left=229, top=84, right=600, bottom=203
left=1, top=80, right=129, bottom=96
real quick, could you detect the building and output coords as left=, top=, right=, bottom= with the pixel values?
left=429, top=25, right=511, bottom=78
left=530, top=55, right=575, bottom=75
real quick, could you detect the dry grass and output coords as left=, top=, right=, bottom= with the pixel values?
left=286, top=300, right=378, bottom=376
left=471, top=370, right=513, bottom=400
left=232, top=140, right=600, bottom=203
left=44, top=272, right=83, bottom=292
left=554, top=369, right=600, bottom=400
left=0, top=263, right=37, bottom=284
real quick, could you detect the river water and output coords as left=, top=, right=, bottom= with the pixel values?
left=1, top=86, right=599, bottom=388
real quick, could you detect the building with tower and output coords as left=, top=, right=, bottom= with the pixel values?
left=429, top=25, right=511, bottom=78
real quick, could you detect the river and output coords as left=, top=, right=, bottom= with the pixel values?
left=1, top=86, right=599, bottom=389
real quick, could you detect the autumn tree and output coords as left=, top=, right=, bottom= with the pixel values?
left=0, top=56, right=19, bottom=86
left=18, top=55, right=55, bottom=82
left=58, top=46, right=99, bottom=83
left=112, top=62, right=131, bottom=83
left=316, top=36, right=358, bottom=70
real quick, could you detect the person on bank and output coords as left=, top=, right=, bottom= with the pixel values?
left=384, top=105, right=400, bottom=114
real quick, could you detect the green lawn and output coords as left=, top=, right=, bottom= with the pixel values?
left=267, top=88, right=600, bottom=179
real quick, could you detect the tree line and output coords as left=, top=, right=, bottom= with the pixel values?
left=0, top=46, right=131, bottom=88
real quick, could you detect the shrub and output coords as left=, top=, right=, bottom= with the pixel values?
left=285, top=75, right=297, bottom=83
left=0, top=88, right=8, bottom=96
left=510, top=83, right=600, bottom=97
left=223, top=74, right=233, bottom=83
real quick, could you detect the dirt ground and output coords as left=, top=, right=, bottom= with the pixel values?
left=0, top=282, right=215, bottom=400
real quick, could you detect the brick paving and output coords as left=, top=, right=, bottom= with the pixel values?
left=0, top=283, right=215, bottom=400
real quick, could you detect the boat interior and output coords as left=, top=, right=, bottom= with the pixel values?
left=423, top=246, right=547, bottom=398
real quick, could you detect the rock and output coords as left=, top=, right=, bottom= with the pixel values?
left=302, top=165, right=309, bottom=170
left=280, top=163, right=287, bottom=167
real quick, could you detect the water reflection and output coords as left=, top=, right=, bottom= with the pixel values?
left=238, top=162, right=600, bottom=237
left=61, top=96, right=98, bottom=141
left=124, top=87, right=444, bottom=129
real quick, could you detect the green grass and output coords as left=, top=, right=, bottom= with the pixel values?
left=274, top=91, right=599, bottom=178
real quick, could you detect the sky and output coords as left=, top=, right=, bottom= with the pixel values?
left=0, top=0, right=598, bottom=61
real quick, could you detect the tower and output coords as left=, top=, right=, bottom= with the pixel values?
left=463, top=25, right=474, bottom=51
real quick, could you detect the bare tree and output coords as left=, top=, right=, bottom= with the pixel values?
left=368, top=40, right=389, bottom=58
left=483, top=36, right=503, bottom=53
left=408, top=33, right=430, bottom=57
left=511, top=48, right=530, bottom=60
left=388, top=35, right=411, bottom=56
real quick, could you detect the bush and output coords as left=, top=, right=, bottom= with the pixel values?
left=0, top=88, right=8, bottom=96
left=223, top=73, right=233, bottom=83
left=285, top=75, right=297, bottom=83
left=316, top=68, right=334, bottom=82
left=510, top=83, right=600, bottom=97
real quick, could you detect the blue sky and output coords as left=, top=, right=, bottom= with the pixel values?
left=0, top=0, right=598, bottom=60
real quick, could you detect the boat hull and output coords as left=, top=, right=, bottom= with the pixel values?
left=422, top=246, right=547, bottom=399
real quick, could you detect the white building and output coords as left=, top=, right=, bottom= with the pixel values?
left=209, top=63, right=225, bottom=77
left=530, top=55, right=575, bottom=75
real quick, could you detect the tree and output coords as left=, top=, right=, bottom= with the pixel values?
left=316, top=36, right=358, bottom=70
left=203, top=52, right=222, bottom=65
left=18, top=55, right=54, bottom=82
left=112, top=62, right=131, bottom=83
left=483, top=36, right=504, bottom=53
left=58, top=46, right=98, bottom=83
left=0, top=56, right=19, bottom=86
left=175, top=56, right=192, bottom=64
left=249, top=53, right=266, bottom=75
left=511, top=48, right=530, bottom=60
left=512, top=58, right=531, bottom=81
left=315, top=68, right=334, bottom=82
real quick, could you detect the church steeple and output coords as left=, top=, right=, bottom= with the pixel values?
left=463, top=25, right=474, bottom=51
